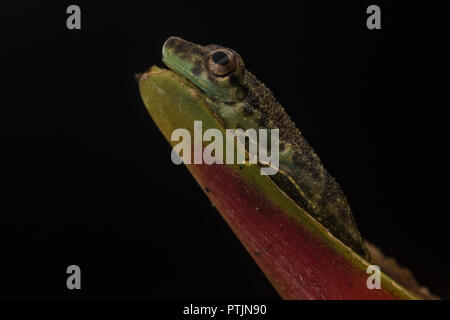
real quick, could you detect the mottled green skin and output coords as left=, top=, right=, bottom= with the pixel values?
left=162, top=37, right=369, bottom=259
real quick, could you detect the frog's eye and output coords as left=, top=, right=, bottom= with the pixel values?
left=207, top=49, right=236, bottom=77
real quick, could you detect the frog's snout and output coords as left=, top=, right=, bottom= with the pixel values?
left=162, top=36, right=191, bottom=60
left=162, top=36, right=179, bottom=57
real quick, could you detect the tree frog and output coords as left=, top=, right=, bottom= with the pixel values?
left=157, top=36, right=369, bottom=259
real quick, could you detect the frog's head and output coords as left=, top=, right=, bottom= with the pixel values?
left=162, top=37, right=248, bottom=103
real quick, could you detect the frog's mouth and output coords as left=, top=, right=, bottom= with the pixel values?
left=161, top=54, right=205, bottom=91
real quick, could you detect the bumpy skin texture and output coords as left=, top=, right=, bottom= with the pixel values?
left=162, top=37, right=369, bottom=259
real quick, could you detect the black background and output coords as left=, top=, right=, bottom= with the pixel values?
left=1, top=1, right=449, bottom=299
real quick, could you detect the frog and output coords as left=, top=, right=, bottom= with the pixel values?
left=159, top=36, right=370, bottom=260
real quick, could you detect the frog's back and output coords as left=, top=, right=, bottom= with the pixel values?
left=242, top=70, right=369, bottom=259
